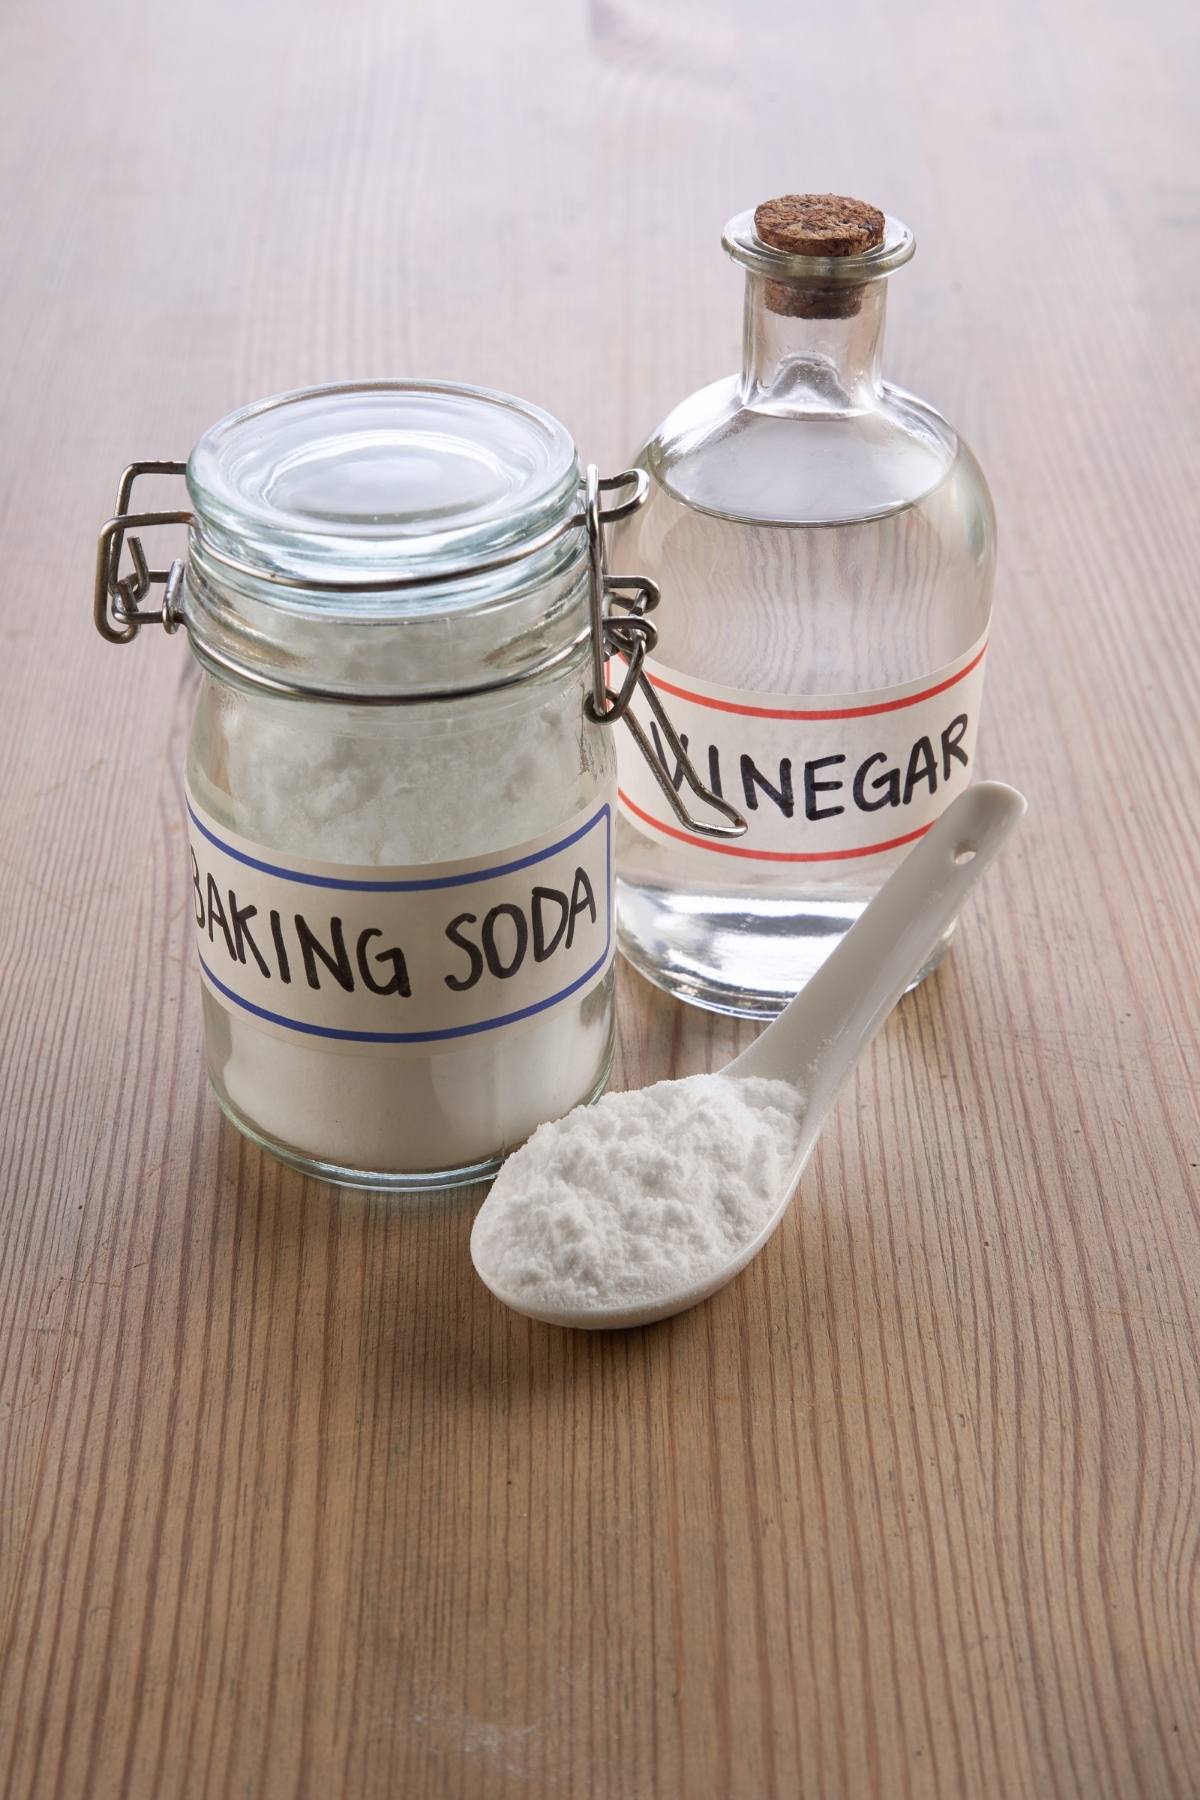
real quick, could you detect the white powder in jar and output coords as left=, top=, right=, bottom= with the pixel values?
left=470, top=1071, right=805, bottom=1315
left=192, top=659, right=616, bottom=1180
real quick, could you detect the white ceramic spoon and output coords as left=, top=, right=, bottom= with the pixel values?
left=473, top=781, right=1026, bottom=1329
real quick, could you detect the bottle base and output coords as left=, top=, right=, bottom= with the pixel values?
left=617, top=880, right=955, bottom=1019
left=207, top=1043, right=616, bottom=1193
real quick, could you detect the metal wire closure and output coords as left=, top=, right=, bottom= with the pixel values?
left=93, top=462, right=190, bottom=643
left=93, top=458, right=746, bottom=838
left=613, top=673, right=747, bottom=839
left=583, top=465, right=658, bottom=724
left=581, top=467, right=745, bottom=839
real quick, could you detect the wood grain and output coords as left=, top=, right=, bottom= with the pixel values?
left=1, top=0, right=1198, bottom=1794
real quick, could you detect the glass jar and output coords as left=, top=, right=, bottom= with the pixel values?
left=95, top=380, right=689, bottom=1190
left=613, top=197, right=996, bottom=1017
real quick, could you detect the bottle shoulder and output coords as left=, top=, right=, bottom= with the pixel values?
left=640, top=374, right=993, bottom=531
left=616, top=385, right=996, bottom=695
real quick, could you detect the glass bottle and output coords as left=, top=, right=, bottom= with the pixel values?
left=614, top=195, right=996, bottom=1017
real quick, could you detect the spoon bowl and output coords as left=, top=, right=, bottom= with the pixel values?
left=472, top=782, right=1026, bottom=1329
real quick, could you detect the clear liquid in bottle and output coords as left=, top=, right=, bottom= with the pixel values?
left=614, top=195, right=995, bottom=1017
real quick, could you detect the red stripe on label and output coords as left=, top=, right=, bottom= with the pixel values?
left=644, top=641, right=989, bottom=720
left=618, top=791, right=935, bottom=862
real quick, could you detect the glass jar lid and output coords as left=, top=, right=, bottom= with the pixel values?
left=93, top=387, right=746, bottom=836
left=187, top=380, right=581, bottom=602
left=174, top=380, right=596, bottom=703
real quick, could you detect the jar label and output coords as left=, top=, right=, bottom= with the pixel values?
left=184, top=788, right=615, bottom=1050
left=618, top=631, right=989, bottom=861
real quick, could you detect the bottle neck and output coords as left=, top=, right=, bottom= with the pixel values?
left=740, top=273, right=887, bottom=414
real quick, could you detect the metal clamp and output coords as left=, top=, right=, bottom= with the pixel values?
left=93, top=462, right=191, bottom=643
left=583, top=466, right=659, bottom=724
left=93, top=460, right=653, bottom=629
left=615, top=675, right=747, bottom=840
left=582, top=465, right=746, bottom=841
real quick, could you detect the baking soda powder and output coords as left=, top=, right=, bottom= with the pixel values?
left=470, top=1072, right=805, bottom=1316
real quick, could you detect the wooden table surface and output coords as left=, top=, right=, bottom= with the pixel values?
left=2, top=1, right=1198, bottom=1795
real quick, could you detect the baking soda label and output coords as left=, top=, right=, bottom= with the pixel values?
left=185, top=788, right=615, bottom=1048
left=618, top=633, right=988, bottom=861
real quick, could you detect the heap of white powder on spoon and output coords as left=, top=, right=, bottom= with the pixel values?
left=470, top=785, right=1027, bottom=1329
left=470, top=1072, right=805, bottom=1322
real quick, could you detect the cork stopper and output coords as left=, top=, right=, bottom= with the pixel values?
left=753, top=193, right=885, bottom=319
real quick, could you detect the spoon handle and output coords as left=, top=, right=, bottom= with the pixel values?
left=730, top=782, right=1026, bottom=1104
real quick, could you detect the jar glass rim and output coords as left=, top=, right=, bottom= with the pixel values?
left=186, top=379, right=582, bottom=611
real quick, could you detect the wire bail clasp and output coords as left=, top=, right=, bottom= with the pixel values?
left=584, top=467, right=745, bottom=841
left=93, top=461, right=192, bottom=643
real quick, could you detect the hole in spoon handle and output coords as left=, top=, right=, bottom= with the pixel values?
left=730, top=782, right=1026, bottom=1088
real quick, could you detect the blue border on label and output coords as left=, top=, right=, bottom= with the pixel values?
left=186, top=798, right=606, bottom=891
left=192, top=804, right=613, bottom=1044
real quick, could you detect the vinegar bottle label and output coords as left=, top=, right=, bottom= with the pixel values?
left=619, top=632, right=989, bottom=862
